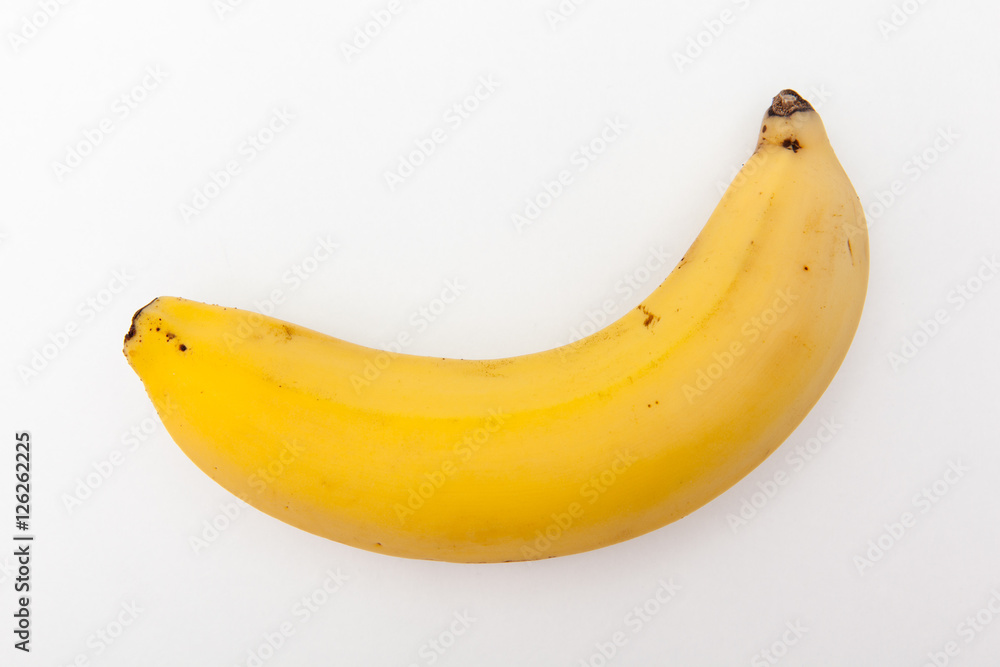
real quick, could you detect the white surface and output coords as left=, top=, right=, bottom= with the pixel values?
left=2, top=1, right=999, bottom=665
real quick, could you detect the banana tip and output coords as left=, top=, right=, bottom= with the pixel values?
left=124, top=298, right=160, bottom=347
left=768, top=89, right=813, bottom=117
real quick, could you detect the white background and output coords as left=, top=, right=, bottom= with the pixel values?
left=2, top=0, right=999, bottom=665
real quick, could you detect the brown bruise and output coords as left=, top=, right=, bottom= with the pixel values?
left=782, top=138, right=801, bottom=153
left=637, top=305, right=661, bottom=329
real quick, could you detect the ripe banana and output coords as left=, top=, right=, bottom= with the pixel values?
left=124, top=90, right=868, bottom=563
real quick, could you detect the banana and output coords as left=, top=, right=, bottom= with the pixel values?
left=124, top=90, right=868, bottom=563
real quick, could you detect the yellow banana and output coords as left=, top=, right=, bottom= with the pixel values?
left=124, top=90, right=868, bottom=563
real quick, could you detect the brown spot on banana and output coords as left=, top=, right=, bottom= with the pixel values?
left=781, top=138, right=801, bottom=152
left=637, top=305, right=660, bottom=329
